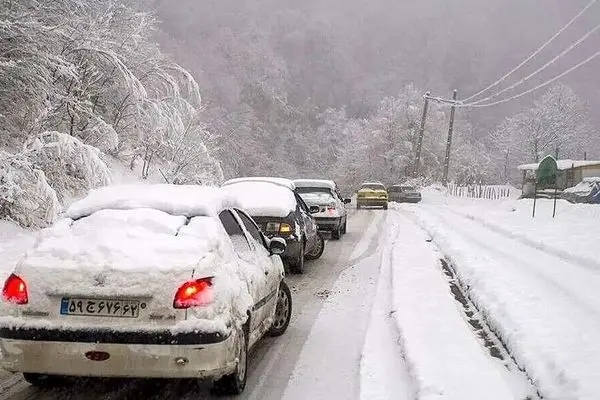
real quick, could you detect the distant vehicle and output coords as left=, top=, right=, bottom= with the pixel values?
left=293, top=179, right=351, bottom=240
left=222, top=177, right=325, bottom=274
left=0, top=184, right=292, bottom=395
left=561, top=177, right=600, bottom=204
left=356, top=182, right=388, bottom=209
left=388, top=185, right=422, bottom=203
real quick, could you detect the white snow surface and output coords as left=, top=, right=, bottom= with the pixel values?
left=67, top=184, right=240, bottom=219
left=292, top=179, right=336, bottom=190
left=222, top=181, right=297, bottom=218
left=0, top=221, right=36, bottom=283
left=383, top=209, right=530, bottom=399
left=400, top=188, right=600, bottom=399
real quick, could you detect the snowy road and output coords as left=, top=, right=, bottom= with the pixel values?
left=2, top=208, right=388, bottom=400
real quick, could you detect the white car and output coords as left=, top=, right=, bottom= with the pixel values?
left=0, top=184, right=292, bottom=395
left=293, top=179, right=350, bottom=240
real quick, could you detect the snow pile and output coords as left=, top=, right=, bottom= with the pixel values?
left=0, top=151, right=61, bottom=227
left=222, top=181, right=297, bottom=217
left=401, top=202, right=600, bottom=399
left=67, top=184, right=241, bottom=219
left=563, top=177, right=600, bottom=195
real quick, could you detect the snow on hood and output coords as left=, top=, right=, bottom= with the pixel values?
left=20, top=209, right=225, bottom=271
left=222, top=181, right=296, bottom=218
left=67, top=184, right=241, bottom=220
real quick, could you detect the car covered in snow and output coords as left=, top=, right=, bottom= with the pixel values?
left=356, top=182, right=388, bottom=209
left=0, top=184, right=293, bottom=395
left=561, top=177, right=600, bottom=204
left=387, top=185, right=422, bottom=203
left=293, top=179, right=351, bottom=240
left=222, top=177, right=325, bottom=274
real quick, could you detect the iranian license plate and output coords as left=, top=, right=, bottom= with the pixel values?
left=60, top=298, right=140, bottom=318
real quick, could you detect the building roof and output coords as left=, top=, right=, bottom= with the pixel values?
left=517, top=160, right=600, bottom=171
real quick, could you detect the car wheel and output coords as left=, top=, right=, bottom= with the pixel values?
left=341, top=218, right=347, bottom=234
left=383, top=202, right=388, bottom=210
left=213, top=323, right=248, bottom=395
left=356, top=203, right=361, bottom=209
left=268, top=281, right=292, bottom=337
left=23, top=373, right=63, bottom=388
left=289, top=239, right=305, bottom=274
left=305, top=232, right=325, bottom=260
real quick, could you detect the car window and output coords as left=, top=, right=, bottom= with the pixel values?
left=218, top=210, right=252, bottom=253
left=361, top=184, right=386, bottom=190
left=235, top=209, right=266, bottom=248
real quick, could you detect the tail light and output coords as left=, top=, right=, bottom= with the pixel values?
left=173, top=277, right=214, bottom=309
left=279, top=223, right=293, bottom=234
left=327, top=207, right=336, bottom=212
left=3, top=274, right=28, bottom=305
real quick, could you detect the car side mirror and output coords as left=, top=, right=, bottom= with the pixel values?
left=309, top=205, right=320, bottom=214
left=343, top=198, right=351, bottom=204
left=269, top=237, right=287, bottom=255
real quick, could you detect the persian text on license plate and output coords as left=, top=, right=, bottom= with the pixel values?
left=60, top=298, right=141, bottom=318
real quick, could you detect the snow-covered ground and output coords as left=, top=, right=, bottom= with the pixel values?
left=395, top=188, right=600, bottom=400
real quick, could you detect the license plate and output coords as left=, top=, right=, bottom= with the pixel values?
left=60, top=298, right=140, bottom=318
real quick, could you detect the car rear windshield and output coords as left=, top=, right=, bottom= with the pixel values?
left=298, top=191, right=335, bottom=204
left=361, top=184, right=385, bottom=190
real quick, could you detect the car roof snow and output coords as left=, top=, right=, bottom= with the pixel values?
left=293, top=179, right=336, bottom=190
left=67, top=184, right=241, bottom=220
left=222, top=177, right=296, bottom=191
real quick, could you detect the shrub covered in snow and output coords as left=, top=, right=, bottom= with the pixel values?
left=25, top=132, right=111, bottom=204
left=0, top=151, right=60, bottom=228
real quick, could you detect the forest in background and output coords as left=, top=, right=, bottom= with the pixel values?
left=1, top=0, right=598, bottom=227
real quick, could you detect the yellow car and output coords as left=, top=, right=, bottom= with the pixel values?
left=356, top=182, right=388, bottom=209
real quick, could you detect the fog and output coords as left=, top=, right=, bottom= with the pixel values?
left=153, top=0, right=600, bottom=132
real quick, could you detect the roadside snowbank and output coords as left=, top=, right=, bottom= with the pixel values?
left=401, top=201, right=600, bottom=400
left=372, top=210, right=525, bottom=399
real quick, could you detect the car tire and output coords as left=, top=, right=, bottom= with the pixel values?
left=23, top=373, right=62, bottom=388
left=305, top=232, right=325, bottom=260
left=289, top=239, right=305, bottom=274
left=356, top=203, right=361, bottom=209
left=213, top=323, right=249, bottom=395
left=383, top=202, right=388, bottom=210
left=341, top=218, right=347, bottom=234
left=268, top=280, right=292, bottom=337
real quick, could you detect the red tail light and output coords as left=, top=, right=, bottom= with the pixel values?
left=327, top=207, right=336, bottom=212
left=3, top=274, right=28, bottom=305
left=173, top=277, right=214, bottom=309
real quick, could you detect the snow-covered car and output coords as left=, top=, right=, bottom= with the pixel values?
left=356, top=182, right=388, bottom=209
left=293, top=179, right=351, bottom=240
left=0, top=184, right=293, bottom=395
left=222, top=178, right=325, bottom=274
left=388, top=185, right=422, bottom=203
left=561, top=177, right=600, bottom=204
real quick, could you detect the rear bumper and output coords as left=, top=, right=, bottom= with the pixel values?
left=315, top=217, right=341, bottom=231
left=357, top=199, right=387, bottom=206
left=0, top=328, right=238, bottom=379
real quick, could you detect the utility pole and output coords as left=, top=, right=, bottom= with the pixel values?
left=442, top=89, right=458, bottom=186
left=413, top=91, right=430, bottom=177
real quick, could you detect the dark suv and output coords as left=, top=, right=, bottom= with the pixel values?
left=222, top=177, right=325, bottom=273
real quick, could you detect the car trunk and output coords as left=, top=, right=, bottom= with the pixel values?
left=16, top=264, right=198, bottom=329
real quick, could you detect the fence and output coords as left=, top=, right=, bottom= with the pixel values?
left=447, top=184, right=513, bottom=200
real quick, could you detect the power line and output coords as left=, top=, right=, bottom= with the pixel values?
left=457, top=49, right=600, bottom=108
left=461, top=0, right=598, bottom=103
left=464, top=22, right=600, bottom=106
